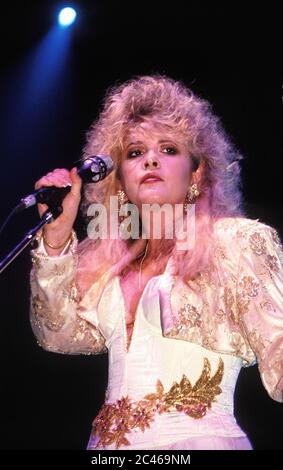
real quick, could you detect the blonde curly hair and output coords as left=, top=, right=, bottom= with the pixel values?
left=76, top=75, right=244, bottom=295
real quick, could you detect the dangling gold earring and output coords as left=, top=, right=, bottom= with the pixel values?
left=117, top=189, right=129, bottom=223
left=117, top=189, right=128, bottom=206
left=184, top=183, right=200, bottom=212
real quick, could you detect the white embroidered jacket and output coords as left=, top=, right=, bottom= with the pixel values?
left=30, top=217, right=283, bottom=403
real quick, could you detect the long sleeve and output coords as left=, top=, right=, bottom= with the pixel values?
left=30, top=236, right=106, bottom=355
left=236, top=222, right=283, bottom=402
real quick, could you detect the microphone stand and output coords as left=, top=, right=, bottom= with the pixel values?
left=0, top=206, right=62, bottom=274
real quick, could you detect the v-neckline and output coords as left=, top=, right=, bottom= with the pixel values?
left=117, top=275, right=154, bottom=354
left=116, top=255, right=174, bottom=354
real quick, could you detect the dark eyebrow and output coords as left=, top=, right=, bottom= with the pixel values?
left=126, top=141, right=144, bottom=149
left=126, top=139, right=178, bottom=148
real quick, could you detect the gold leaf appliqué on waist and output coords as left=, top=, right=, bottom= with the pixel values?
left=91, top=357, right=224, bottom=449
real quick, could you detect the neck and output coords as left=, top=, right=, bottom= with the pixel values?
left=140, top=204, right=186, bottom=245
left=138, top=238, right=174, bottom=274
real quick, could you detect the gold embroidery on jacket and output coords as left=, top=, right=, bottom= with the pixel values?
left=236, top=293, right=250, bottom=316
left=249, top=232, right=267, bottom=255
left=31, top=294, right=65, bottom=331
left=222, top=287, right=237, bottom=323
left=62, top=281, right=78, bottom=302
left=92, top=357, right=224, bottom=449
left=50, top=264, right=66, bottom=276
left=31, top=256, right=42, bottom=270
left=238, top=276, right=260, bottom=297
left=246, top=329, right=271, bottom=362
left=271, top=229, right=282, bottom=247
left=259, top=299, right=276, bottom=312
left=265, top=254, right=279, bottom=273
left=69, top=318, right=106, bottom=353
left=178, top=295, right=202, bottom=328
left=236, top=275, right=260, bottom=316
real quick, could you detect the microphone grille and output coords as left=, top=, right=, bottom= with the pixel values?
left=78, top=155, right=114, bottom=182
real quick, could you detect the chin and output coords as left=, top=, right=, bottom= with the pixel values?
left=140, top=196, right=168, bottom=206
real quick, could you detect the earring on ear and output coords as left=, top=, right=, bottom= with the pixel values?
left=117, top=189, right=128, bottom=206
left=184, top=183, right=200, bottom=212
left=117, top=189, right=129, bottom=222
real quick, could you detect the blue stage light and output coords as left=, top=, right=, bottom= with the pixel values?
left=58, top=7, right=77, bottom=27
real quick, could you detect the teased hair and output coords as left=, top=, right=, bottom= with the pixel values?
left=76, top=75, right=244, bottom=296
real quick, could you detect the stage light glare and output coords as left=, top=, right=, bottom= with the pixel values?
left=58, top=7, right=77, bottom=27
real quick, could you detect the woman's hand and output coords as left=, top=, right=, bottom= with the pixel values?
left=34, top=167, right=82, bottom=253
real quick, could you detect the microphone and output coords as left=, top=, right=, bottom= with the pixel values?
left=17, top=155, right=114, bottom=212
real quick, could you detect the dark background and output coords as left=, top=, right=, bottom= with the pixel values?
left=0, top=1, right=282, bottom=450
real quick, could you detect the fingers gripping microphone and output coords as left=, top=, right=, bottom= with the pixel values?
left=17, top=155, right=114, bottom=212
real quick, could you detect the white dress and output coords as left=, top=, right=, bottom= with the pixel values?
left=29, top=217, right=283, bottom=450
left=86, top=274, right=251, bottom=450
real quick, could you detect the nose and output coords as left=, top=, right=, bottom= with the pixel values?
left=142, top=152, right=161, bottom=170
